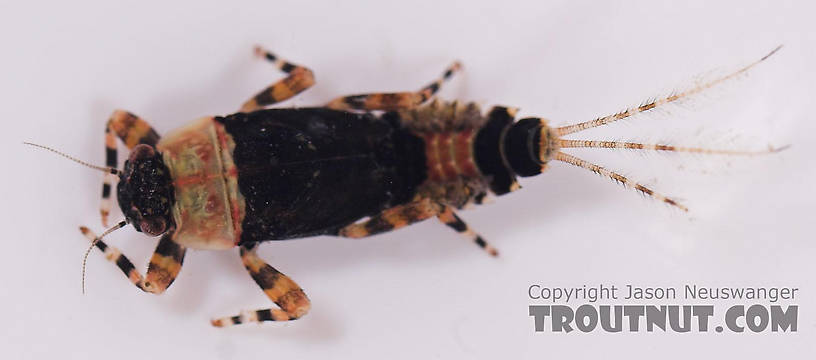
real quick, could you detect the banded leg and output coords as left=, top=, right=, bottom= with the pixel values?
left=240, top=46, right=316, bottom=112
left=326, top=61, right=462, bottom=111
left=79, top=227, right=186, bottom=294
left=101, top=110, right=160, bottom=226
left=337, top=198, right=443, bottom=238
left=437, top=206, right=499, bottom=257
left=211, top=243, right=311, bottom=327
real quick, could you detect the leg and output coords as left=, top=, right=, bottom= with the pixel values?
left=240, top=46, right=316, bottom=112
left=79, top=227, right=186, bottom=294
left=437, top=206, right=499, bottom=257
left=101, top=110, right=160, bottom=226
left=326, top=61, right=462, bottom=111
left=211, top=243, right=311, bottom=327
left=337, top=198, right=442, bottom=238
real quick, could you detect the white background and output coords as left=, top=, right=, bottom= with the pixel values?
left=1, top=1, right=814, bottom=359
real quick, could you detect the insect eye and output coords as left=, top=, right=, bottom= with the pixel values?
left=129, top=144, right=156, bottom=161
left=139, top=217, right=167, bottom=236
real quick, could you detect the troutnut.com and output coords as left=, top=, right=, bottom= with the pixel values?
left=528, top=284, right=799, bottom=333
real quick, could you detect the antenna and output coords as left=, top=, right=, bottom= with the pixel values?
left=79, top=220, right=128, bottom=294
left=23, top=142, right=119, bottom=175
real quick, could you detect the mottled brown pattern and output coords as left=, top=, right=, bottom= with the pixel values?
left=415, top=177, right=487, bottom=209
left=398, top=100, right=485, bottom=132
left=158, top=117, right=245, bottom=250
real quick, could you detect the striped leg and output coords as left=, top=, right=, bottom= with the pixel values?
left=240, top=46, right=316, bottom=112
left=326, top=61, right=462, bottom=111
left=337, top=198, right=442, bottom=238
left=211, top=243, right=311, bottom=327
left=79, top=227, right=186, bottom=294
left=101, top=110, right=160, bottom=226
left=437, top=206, right=499, bottom=257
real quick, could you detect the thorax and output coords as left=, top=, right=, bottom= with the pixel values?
left=156, top=117, right=245, bottom=250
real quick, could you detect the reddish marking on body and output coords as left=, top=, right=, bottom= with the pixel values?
left=437, top=133, right=457, bottom=180
left=195, top=145, right=213, bottom=163
left=157, top=117, right=244, bottom=250
left=205, top=193, right=219, bottom=213
left=423, top=130, right=481, bottom=182
left=454, top=129, right=479, bottom=177
left=173, top=173, right=221, bottom=187
left=214, top=121, right=244, bottom=243
left=423, top=134, right=443, bottom=181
